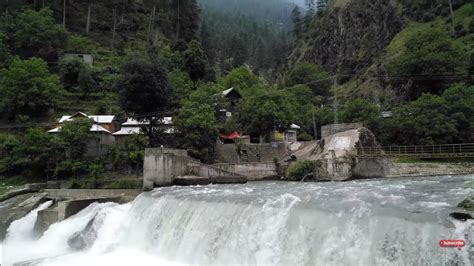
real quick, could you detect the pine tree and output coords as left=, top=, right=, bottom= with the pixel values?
left=291, top=6, right=303, bottom=40
left=304, top=4, right=315, bottom=32
left=170, top=0, right=200, bottom=43
left=200, top=21, right=214, bottom=63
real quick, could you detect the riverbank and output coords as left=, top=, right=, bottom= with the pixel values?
left=389, top=161, right=474, bottom=178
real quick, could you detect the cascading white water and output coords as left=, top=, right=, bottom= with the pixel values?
left=1, top=174, right=473, bottom=266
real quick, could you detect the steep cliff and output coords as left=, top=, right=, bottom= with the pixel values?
left=291, top=0, right=470, bottom=82
left=294, top=0, right=403, bottom=80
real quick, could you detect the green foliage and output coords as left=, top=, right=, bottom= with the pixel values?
left=285, top=63, right=331, bottom=97
left=0, top=134, right=22, bottom=175
left=0, top=57, right=64, bottom=120
left=169, top=70, right=194, bottom=108
left=388, top=27, right=468, bottom=99
left=124, top=134, right=148, bottom=176
left=11, top=8, right=68, bottom=60
left=341, top=99, right=379, bottom=125
left=117, top=53, right=171, bottom=115
left=221, top=67, right=260, bottom=96
left=391, top=94, right=457, bottom=145
left=442, top=83, right=474, bottom=143
left=292, top=6, right=304, bottom=40
left=59, top=118, right=94, bottom=160
left=175, top=83, right=219, bottom=161
left=238, top=89, right=293, bottom=141
left=0, top=33, right=11, bottom=68
left=59, top=58, right=97, bottom=95
left=20, top=128, right=59, bottom=178
left=287, top=160, right=320, bottom=181
left=183, top=40, right=210, bottom=82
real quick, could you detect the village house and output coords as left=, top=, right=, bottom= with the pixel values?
left=113, top=117, right=175, bottom=146
left=48, top=112, right=115, bottom=157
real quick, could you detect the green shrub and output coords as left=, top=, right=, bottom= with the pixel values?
left=286, top=160, right=320, bottom=181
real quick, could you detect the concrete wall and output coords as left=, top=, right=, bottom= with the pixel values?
left=43, top=189, right=141, bottom=203
left=143, top=148, right=190, bottom=189
left=215, top=142, right=288, bottom=164
left=213, top=162, right=278, bottom=181
left=321, top=123, right=363, bottom=139
left=188, top=162, right=245, bottom=179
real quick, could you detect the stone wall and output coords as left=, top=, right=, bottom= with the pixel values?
left=213, top=162, right=278, bottom=180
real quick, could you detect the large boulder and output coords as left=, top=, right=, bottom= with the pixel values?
left=295, top=127, right=390, bottom=181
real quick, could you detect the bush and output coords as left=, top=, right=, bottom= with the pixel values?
left=286, top=160, right=320, bottom=181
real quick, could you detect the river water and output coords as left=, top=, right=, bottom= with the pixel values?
left=1, top=175, right=473, bottom=265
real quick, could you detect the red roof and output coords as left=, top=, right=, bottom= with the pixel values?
left=219, top=131, right=241, bottom=140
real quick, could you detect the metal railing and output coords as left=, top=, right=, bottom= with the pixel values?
left=357, top=143, right=474, bottom=158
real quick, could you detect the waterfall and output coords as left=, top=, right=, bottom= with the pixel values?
left=1, top=175, right=473, bottom=266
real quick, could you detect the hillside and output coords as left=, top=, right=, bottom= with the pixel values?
left=290, top=0, right=473, bottom=106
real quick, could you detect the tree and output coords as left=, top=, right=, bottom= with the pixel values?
left=12, top=8, right=68, bottom=61
left=20, top=128, right=59, bottom=179
left=341, top=99, right=379, bottom=125
left=59, top=58, right=96, bottom=95
left=238, top=89, right=293, bottom=143
left=292, top=6, right=304, bottom=40
left=392, top=94, right=457, bottom=145
left=168, top=70, right=194, bottom=109
left=285, top=63, right=331, bottom=97
left=0, top=57, right=63, bottom=120
left=442, top=83, right=474, bottom=143
left=116, top=53, right=172, bottom=146
left=304, top=4, right=315, bottom=32
left=170, top=0, right=200, bottom=43
left=175, top=83, right=219, bottom=162
left=124, top=134, right=148, bottom=177
left=0, top=33, right=11, bottom=68
left=183, top=39, right=209, bottom=82
left=0, top=134, right=22, bottom=175
left=221, top=66, right=260, bottom=96
left=200, top=20, right=215, bottom=63
left=55, top=118, right=94, bottom=178
left=388, top=27, right=467, bottom=100
left=229, top=35, right=247, bottom=68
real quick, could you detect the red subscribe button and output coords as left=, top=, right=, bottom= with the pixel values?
left=439, top=240, right=465, bottom=250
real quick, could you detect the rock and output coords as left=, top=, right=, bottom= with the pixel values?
left=450, top=195, right=474, bottom=221
left=296, top=0, right=403, bottom=76
left=0, top=193, right=48, bottom=240
left=174, top=176, right=210, bottom=186
left=68, top=216, right=99, bottom=251
left=294, top=127, right=390, bottom=181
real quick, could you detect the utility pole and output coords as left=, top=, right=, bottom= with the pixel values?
left=86, top=4, right=91, bottom=35
left=312, top=110, right=318, bottom=140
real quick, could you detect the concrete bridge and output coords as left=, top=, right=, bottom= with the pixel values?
left=357, top=143, right=474, bottom=159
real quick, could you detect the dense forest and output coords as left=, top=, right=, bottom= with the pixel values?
left=0, top=0, right=473, bottom=182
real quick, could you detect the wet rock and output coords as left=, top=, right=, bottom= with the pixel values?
left=0, top=193, right=48, bottom=240
left=67, top=216, right=98, bottom=251
left=450, top=195, right=474, bottom=221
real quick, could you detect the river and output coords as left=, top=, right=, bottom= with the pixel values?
left=1, top=174, right=473, bottom=265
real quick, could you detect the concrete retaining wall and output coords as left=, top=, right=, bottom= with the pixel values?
left=143, top=148, right=190, bottom=189
left=215, top=142, right=288, bottom=163
left=213, top=162, right=278, bottom=180
left=321, top=123, right=363, bottom=139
